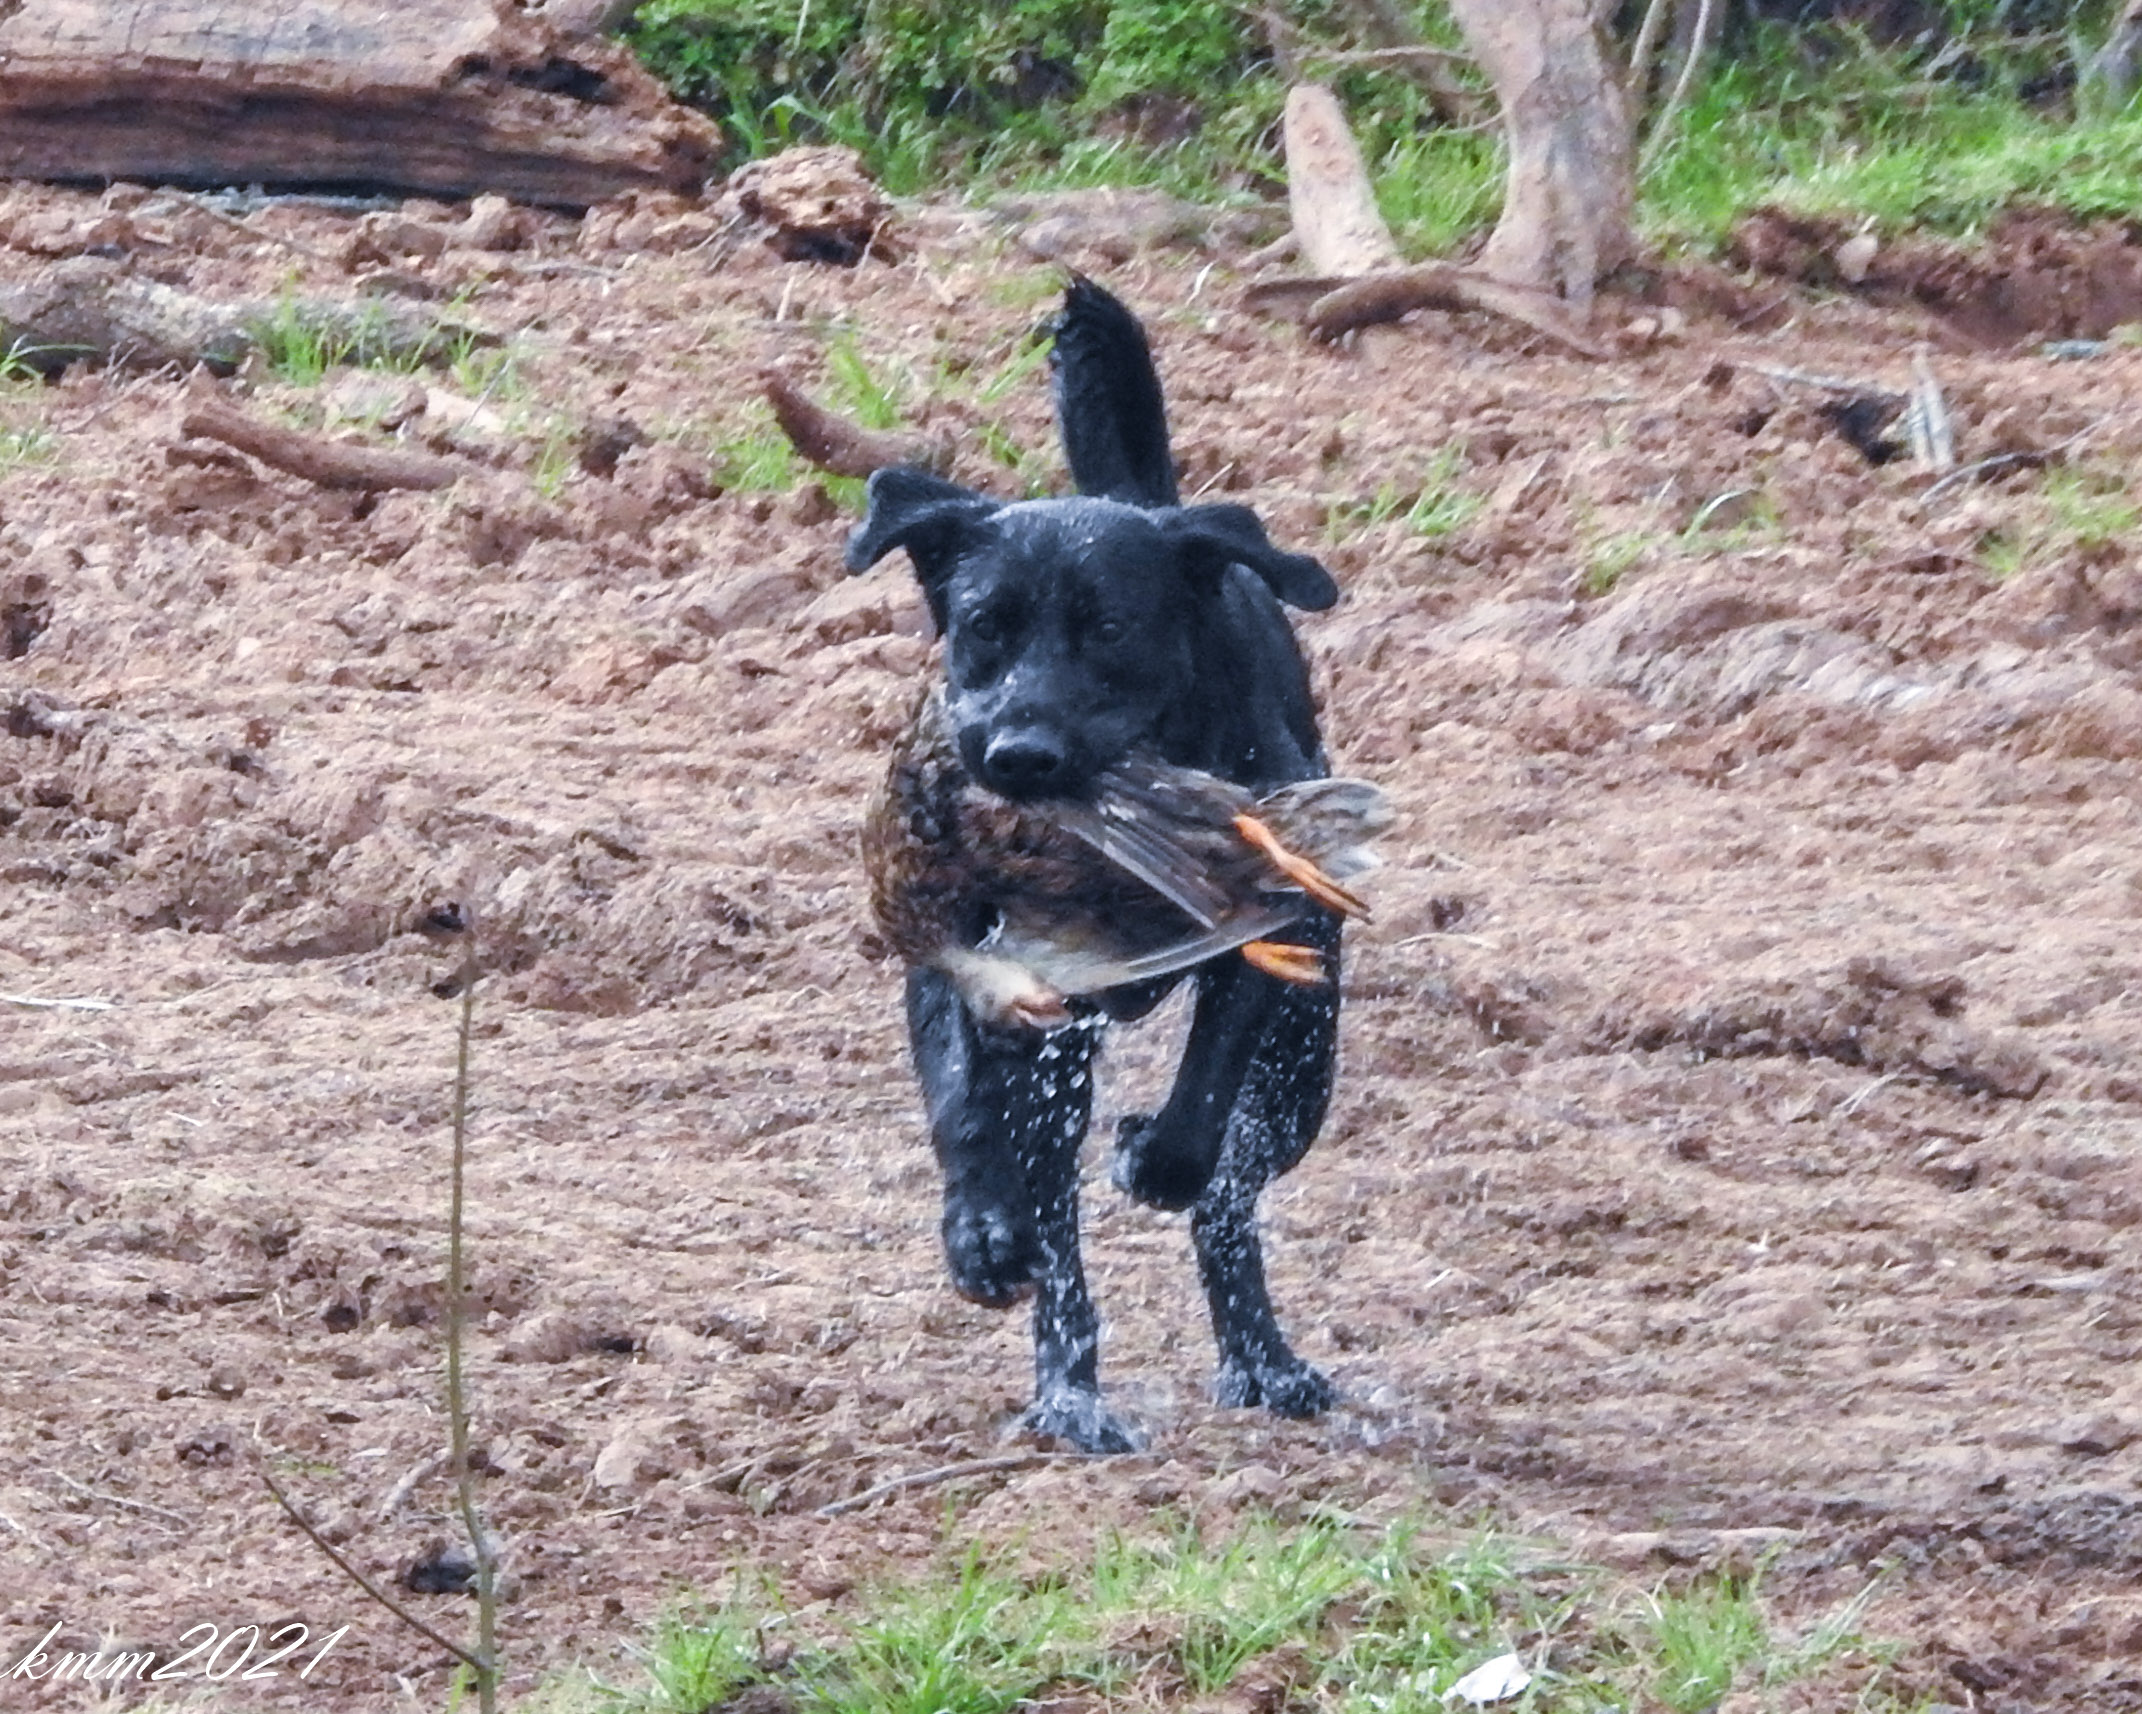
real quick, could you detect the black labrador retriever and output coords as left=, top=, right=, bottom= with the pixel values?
left=845, top=278, right=1345, bottom=1453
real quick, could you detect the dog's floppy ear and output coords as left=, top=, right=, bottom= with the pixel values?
left=846, top=467, right=998, bottom=578
left=1162, top=504, right=1339, bottom=611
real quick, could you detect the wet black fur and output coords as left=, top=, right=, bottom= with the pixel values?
left=845, top=278, right=1345, bottom=1452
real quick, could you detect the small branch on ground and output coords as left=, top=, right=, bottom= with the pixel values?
left=814, top=1453, right=1101, bottom=1518
left=1305, top=266, right=1608, bottom=357
left=761, top=371, right=950, bottom=478
left=181, top=399, right=475, bottom=492
left=0, top=255, right=475, bottom=374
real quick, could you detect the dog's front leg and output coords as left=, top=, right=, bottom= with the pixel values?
left=905, top=970, right=1139, bottom=1451
left=1015, top=1040, right=1144, bottom=1455
left=906, top=968, right=1044, bottom=1306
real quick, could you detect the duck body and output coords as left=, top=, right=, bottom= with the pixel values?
left=865, top=686, right=1389, bottom=1029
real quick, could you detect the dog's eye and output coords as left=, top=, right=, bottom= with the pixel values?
left=967, top=611, right=1002, bottom=643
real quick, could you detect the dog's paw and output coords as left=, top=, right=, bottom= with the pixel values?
left=1017, top=1386, right=1145, bottom=1455
left=1110, top=1114, right=1214, bottom=1212
left=942, top=1198, right=1038, bottom=1308
left=1214, top=1356, right=1337, bottom=1419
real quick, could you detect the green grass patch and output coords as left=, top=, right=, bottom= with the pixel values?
left=1326, top=445, right=1484, bottom=546
left=1643, top=28, right=2142, bottom=248
left=554, top=1514, right=1905, bottom=1714
left=1975, top=458, right=2137, bottom=576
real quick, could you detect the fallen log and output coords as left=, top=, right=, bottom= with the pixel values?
left=1306, top=264, right=1608, bottom=357
left=0, top=256, right=479, bottom=374
left=181, top=399, right=474, bottom=492
left=762, top=372, right=952, bottom=480
left=0, top=0, right=719, bottom=208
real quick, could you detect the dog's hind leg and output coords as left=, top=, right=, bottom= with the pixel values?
left=1109, top=954, right=1276, bottom=1213
left=1193, top=922, right=1341, bottom=1417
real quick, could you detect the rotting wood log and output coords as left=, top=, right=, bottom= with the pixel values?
left=0, top=256, right=480, bottom=374
left=181, top=399, right=475, bottom=492
left=0, top=0, right=720, bottom=209
left=762, top=372, right=952, bottom=480
left=1303, top=265, right=1607, bottom=358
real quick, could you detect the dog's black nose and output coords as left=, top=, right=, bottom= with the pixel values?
left=982, top=730, right=1071, bottom=797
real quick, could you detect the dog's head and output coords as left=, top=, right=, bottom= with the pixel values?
left=847, top=469, right=1336, bottom=801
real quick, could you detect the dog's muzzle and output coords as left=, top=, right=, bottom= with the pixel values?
left=981, top=728, right=1074, bottom=799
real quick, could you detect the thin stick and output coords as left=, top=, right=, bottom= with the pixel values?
left=445, top=959, right=500, bottom=1714
left=0, top=993, right=114, bottom=1011
left=1627, top=0, right=1676, bottom=102
left=1734, top=361, right=1903, bottom=400
left=52, top=1470, right=191, bottom=1526
left=1909, top=349, right=1955, bottom=472
left=1638, top=0, right=1716, bottom=175
left=259, top=1465, right=486, bottom=1672
left=814, top=1453, right=1095, bottom=1518
left=178, top=194, right=334, bottom=266
left=1920, top=421, right=2098, bottom=504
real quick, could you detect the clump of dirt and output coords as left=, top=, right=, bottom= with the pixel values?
left=1731, top=204, right=2142, bottom=342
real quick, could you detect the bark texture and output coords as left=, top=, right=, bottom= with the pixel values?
left=1444, top=0, right=1635, bottom=305
left=0, top=0, right=720, bottom=208
left=1282, top=85, right=1402, bottom=278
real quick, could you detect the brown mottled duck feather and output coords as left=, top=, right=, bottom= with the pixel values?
left=865, top=688, right=1392, bottom=1029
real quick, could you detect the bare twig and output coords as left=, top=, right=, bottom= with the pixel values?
left=446, top=955, right=500, bottom=1714
left=52, top=1470, right=191, bottom=1527
left=1627, top=0, right=1676, bottom=104
left=1638, top=0, right=1717, bottom=174
left=259, top=1465, right=486, bottom=1672
left=1734, top=361, right=1904, bottom=401
left=182, top=399, right=474, bottom=493
left=815, top=1453, right=1092, bottom=1518
left=1920, top=421, right=2098, bottom=505
left=761, top=371, right=950, bottom=479
left=1328, top=0, right=1489, bottom=124
left=0, top=993, right=114, bottom=1011
left=1309, top=43, right=1473, bottom=68
left=379, top=1451, right=452, bottom=1522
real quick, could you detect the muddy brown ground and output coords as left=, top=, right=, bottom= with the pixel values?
left=1, top=180, right=2140, bottom=1711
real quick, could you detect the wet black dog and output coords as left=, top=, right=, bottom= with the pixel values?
left=845, top=279, right=1344, bottom=1453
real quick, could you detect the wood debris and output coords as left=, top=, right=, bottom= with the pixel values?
left=0, top=0, right=719, bottom=207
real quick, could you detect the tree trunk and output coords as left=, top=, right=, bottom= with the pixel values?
left=0, top=0, right=719, bottom=209
left=1443, top=0, right=1635, bottom=307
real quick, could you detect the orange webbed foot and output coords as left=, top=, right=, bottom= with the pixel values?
left=1241, top=940, right=1329, bottom=985
left=1232, top=814, right=1370, bottom=919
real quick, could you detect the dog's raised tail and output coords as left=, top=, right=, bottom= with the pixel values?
left=1053, top=276, right=1179, bottom=509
